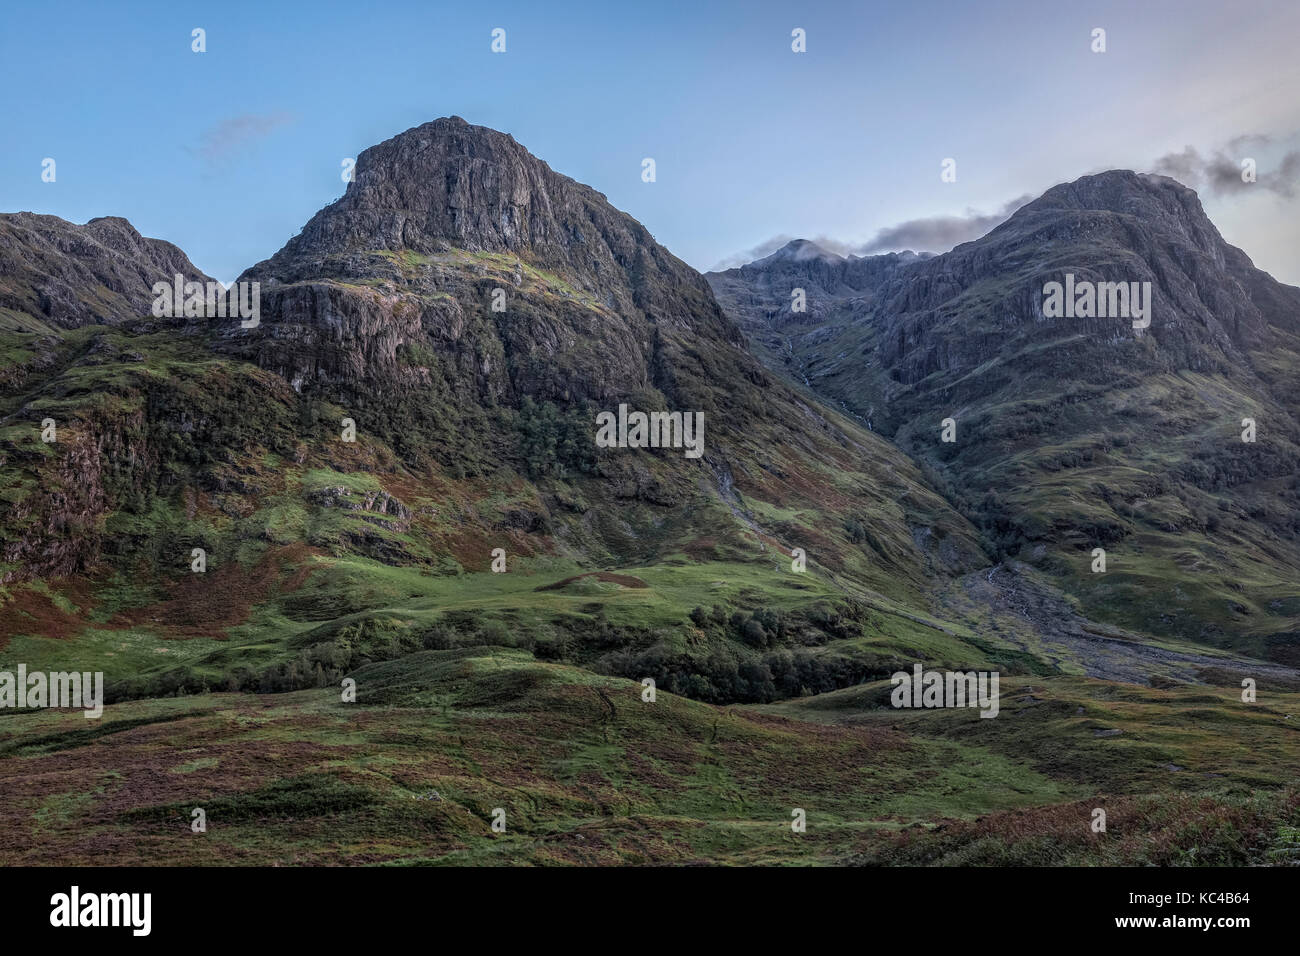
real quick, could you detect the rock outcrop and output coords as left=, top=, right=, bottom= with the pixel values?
left=231, top=116, right=742, bottom=409
left=0, top=213, right=211, bottom=329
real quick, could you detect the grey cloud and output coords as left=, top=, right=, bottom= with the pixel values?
left=709, top=234, right=866, bottom=270
left=1152, top=136, right=1299, bottom=198
left=710, top=235, right=798, bottom=271
left=711, top=194, right=1030, bottom=270
left=853, top=195, right=1032, bottom=255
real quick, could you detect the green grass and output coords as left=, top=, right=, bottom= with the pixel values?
left=3, top=649, right=1295, bottom=865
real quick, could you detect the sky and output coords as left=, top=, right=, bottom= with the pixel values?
left=3, top=0, right=1299, bottom=284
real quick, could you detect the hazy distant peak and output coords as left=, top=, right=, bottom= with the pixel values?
left=759, top=239, right=845, bottom=265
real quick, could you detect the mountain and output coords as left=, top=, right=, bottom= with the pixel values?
left=707, top=240, right=931, bottom=404
left=711, top=239, right=930, bottom=326
left=1, top=117, right=989, bottom=709
left=207, top=117, right=988, bottom=596
left=0, top=213, right=210, bottom=331
left=5, top=133, right=1300, bottom=867
left=229, top=116, right=743, bottom=402
left=708, top=171, right=1300, bottom=661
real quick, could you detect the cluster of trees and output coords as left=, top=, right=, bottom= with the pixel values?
left=99, top=372, right=298, bottom=515
left=107, top=637, right=383, bottom=702
left=105, top=596, right=881, bottom=707
left=585, top=599, right=880, bottom=703
left=359, top=385, right=495, bottom=474
left=1184, top=440, right=1300, bottom=494
left=515, top=396, right=598, bottom=480
left=688, top=604, right=789, bottom=649
left=107, top=616, right=440, bottom=702
left=596, top=640, right=882, bottom=704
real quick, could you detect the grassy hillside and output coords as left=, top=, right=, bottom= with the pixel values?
left=0, top=310, right=1002, bottom=711
left=2, top=648, right=1296, bottom=866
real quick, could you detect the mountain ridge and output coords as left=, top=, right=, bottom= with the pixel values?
left=0, top=212, right=211, bottom=331
left=707, top=168, right=1300, bottom=657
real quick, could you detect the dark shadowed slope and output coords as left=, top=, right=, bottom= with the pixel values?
left=708, top=171, right=1300, bottom=659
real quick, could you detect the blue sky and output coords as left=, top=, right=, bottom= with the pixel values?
left=3, top=0, right=1299, bottom=283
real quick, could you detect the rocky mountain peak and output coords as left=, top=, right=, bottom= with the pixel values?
left=315, top=115, right=570, bottom=254
left=758, top=239, right=844, bottom=265
left=0, top=212, right=210, bottom=329
left=233, top=118, right=747, bottom=409
left=711, top=166, right=1300, bottom=428
left=247, top=116, right=702, bottom=296
left=1004, top=169, right=1225, bottom=254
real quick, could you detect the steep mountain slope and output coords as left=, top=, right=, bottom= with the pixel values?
left=708, top=171, right=1300, bottom=660
left=211, top=116, right=989, bottom=603
left=0, top=213, right=210, bottom=331
left=1, top=118, right=992, bottom=713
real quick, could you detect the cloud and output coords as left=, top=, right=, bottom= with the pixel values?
left=709, top=195, right=1030, bottom=271
left=192, top=112, right=294, bottom=164
left=709, top=235, right=798, bottom=270
left=1152, top=135, right=1300, bottom=198
left=853, top=195, right=1032, bottom=255
left=709, top=234, right=860, bottom=270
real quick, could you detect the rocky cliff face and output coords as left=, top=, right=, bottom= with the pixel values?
left=0, top=213, right=211, bottom=329
left=864, top=171, right=1300, bottom=392
left=708, top=171, right=1300, bottom=654
left=0, top=215, right=216, bottom=582
left=253, top=116, right=715, bottom=299
left=232, top=116, right=741, bottom=411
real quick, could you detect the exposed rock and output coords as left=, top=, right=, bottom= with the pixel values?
left=0, top=213, right=211, bottom=328
left=229, top=116, right=743, bottom=409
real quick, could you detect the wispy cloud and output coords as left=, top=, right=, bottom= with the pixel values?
left=711, top=235, right=808, bottom=270
left=192, top=112, right=295, bottom=165
left=710, top=195, right=1030, bottom=271
left=854, top=195, right=1032, bottom=255
left=1152, top=135, right=1300, bottom=198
